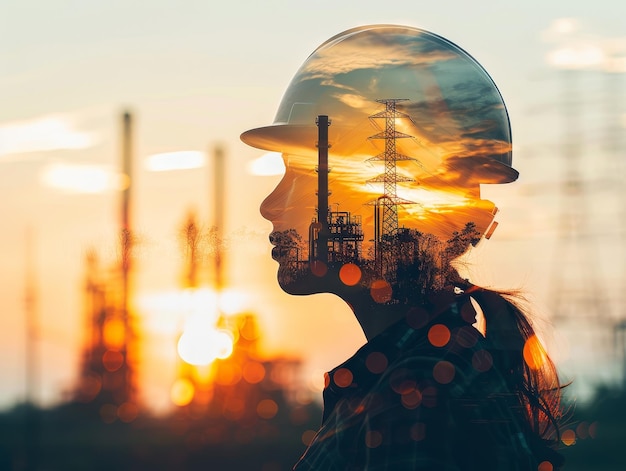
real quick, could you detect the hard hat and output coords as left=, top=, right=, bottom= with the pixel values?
left=242, top=24, right=518, bottom=186
left=242, top=25, right=517, bottom=298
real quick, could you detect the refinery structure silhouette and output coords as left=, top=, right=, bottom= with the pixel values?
left=72, top=113, right=138, bottom=420
left=68, top=114, right=313, bottom=438
left=277, top=101, right=481, bottom=298
left=0, top=111, right=325, bottom=471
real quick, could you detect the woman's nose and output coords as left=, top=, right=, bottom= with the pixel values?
left=259, top=193, right=277, bottom=222
left=260, top=182, right=286, bottom=223
left=259, top=155, right=290, bottom=223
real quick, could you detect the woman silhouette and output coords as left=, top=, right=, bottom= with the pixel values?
left=242, top=25, right=564, bottom=471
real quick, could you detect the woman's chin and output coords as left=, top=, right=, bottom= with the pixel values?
left=277, top=272, right=320, bottom=295
left=275, top=264, right=334, bottom=296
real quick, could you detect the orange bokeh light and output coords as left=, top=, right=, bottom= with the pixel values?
left=171, top=378, right=195, bottom=407
left=103, top=318, right=126, bottom=350
left=215, top=363, right=242, bottom=386
left=433, top=361, right=455, bottom=384
left=243, top=361, right=266, bottom=384
left=456, top=325, right=478, bottom=348
left=391, top=376, right=416, bottom=395
left=401, top=390, right=422, bottom=409
left=370, top=279, right=392, bottom=303
left=333, top=368, right=353, bottom=388
left=523, top=335, right=548, bottom=370
left=365, top=351, right=388, bottom=374
left=428, top=324, right=450, bottom=347
left=257, top=399, right=279, bottom=419
left=561, top=429, right=576, bottom=446
left=576, top=421, right=589, bottom=439
left=118, top=402, right=139, bottom=423
left=339, top=263, right=362, bottom=286
left=102, top=350, right=124, bottom=372
left=538, top=461, right=553, bottom=471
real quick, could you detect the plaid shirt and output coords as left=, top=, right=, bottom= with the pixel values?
left=294, top=294, right=563, bottom=470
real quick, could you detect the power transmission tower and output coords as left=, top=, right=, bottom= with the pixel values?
left=550, top=70, right=610, bottom=391
left=367, top=99, right=417, bottom=278
left=603, top=67, right=626, bottom=388
left=368, top=99, right=416, bottom=237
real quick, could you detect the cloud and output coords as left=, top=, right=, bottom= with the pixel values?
left=0, top=114, right=96, bottom=158
left=335, top=93, right=370, bottom=110
left=39, top=162, right=125, bottom=194
left=403, top=81, right=510, bottom=150
left=541, top=17, right=626, bottom=71
left=145, top=151, right=206, bottom=172
left=423, top=152, right=517, bottom=190
left=300, top=29, right=458, bottom=80
left=541, top=18, right=582, bottom=43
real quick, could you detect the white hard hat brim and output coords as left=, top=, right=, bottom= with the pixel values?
left=241, top=123, right=518, bottom=185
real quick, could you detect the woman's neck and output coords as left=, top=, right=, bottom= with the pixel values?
left=344, top=286, right=466, bottom=341
left=346, top=297, right=413, bottom=341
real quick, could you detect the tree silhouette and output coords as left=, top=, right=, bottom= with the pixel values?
left=445, top=222, right=481, bottom=258
left=442, top=222, right=481, bottom=282
left=274, top=229, right=306, bottom=286
left=272, top=229, right=304, bottom=261
left=368, top=223, right=480, bottom=303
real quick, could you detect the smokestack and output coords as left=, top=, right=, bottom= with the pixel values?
left=316, top=115, right=330, bottom=264
left=212, top=144, right=225, bottom=294
left=120, top=111, right=132, bottom=318
left=121, top=112, right=132, bottom=233
left=24, top=227, right=41, bottom=471
left=119, top=110, right=134, bottom=403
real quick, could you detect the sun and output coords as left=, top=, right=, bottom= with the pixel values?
left=138, top=287, right=247, bottom=367
left=177, top=327, right=233, bottom=366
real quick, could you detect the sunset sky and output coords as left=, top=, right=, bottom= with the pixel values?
left=1, top=0, right=624, bottom=412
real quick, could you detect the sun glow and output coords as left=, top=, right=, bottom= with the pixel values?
left=138, top=287, right=249, bottom=330
left=397, top=186, right=469, bottom=208
left=177, top=327, right=233, bottom=366
left=137, top=287, right=247, bottom=367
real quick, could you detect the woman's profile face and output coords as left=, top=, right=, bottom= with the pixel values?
left=245, top=25, right=518, bottom=303
left=259, top=154, right=316, bottom=293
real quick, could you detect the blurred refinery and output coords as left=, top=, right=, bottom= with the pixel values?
left=0, top=111, right=321, bottom=471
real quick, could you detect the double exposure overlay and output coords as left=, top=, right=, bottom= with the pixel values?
left=242, top=25, right=518, bottom=303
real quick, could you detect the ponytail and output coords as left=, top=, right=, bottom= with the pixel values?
left=468, top=287, right=564, bottom=442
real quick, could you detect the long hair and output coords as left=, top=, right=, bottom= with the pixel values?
left=468, top=286, right=564, bottom=442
